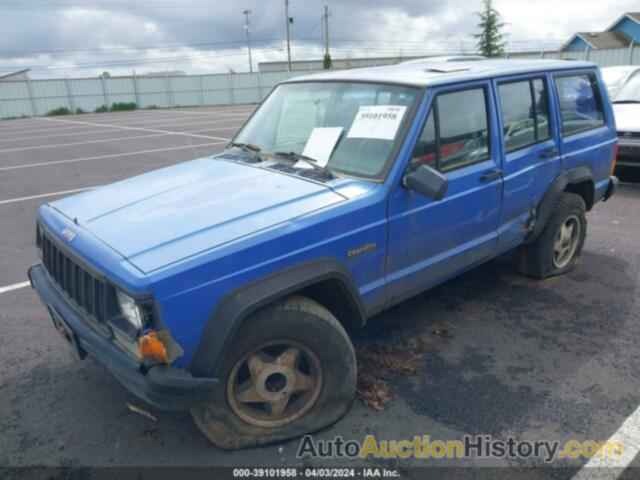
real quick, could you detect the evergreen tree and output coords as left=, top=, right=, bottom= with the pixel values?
left=323, top=53, right=332, bottom=70
left=474, top=0, right=507, bottom=57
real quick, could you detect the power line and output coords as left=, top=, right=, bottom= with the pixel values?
left=1, top=33, right=562, bottom=57
left=0, top=38, right=284, bottom=56
left=0, top=0, right=284, bottom=10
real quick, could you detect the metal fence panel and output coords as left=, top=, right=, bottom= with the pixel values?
left=201, top=74, right=234, bottom=105
left=169, top=75, right=201, bottom=107
left=31, top=79, right=70, bottom=115
left=0, top=81, right=33, bottom=118
left=231, top=73, right=262, bottom=104
left=69, top=78, right=106, bottom=112
left=0, top=71, right=301, bottom=118
left=104, top=77, right=136, bottom=106
left=6, top=50, right=637, bottom=120
left=136, top=77, right=171, bottom=108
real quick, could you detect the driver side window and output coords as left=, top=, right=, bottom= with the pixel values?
left=411, top=87, right=490, bottom=173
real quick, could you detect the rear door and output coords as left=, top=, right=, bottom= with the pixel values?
left=386, top=81, right=503, bottom=304
left=552, top=70, right=615, bottom=193
left=494, top=73, right=561, bottom=250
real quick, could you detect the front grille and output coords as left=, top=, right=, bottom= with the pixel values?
left=41, top=231, right=109, bottom=322
left=618, top=131, right=640, bottom=139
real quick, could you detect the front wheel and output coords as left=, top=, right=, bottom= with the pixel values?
left=517, top=192, right=587, bottom=279
left=191, top=295, right=356, bottom=449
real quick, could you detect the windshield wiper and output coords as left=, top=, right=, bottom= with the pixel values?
left=273, top=151, right=335, bottom=179
left=230, top=142, right=262, bottom=153
left=612, top=100, right=640, bottom=104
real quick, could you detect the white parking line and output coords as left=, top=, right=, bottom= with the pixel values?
left=0, top=140, right=227, bottom=171
left=0, top=186, right=95, bottom=205
left=156, top=107, right=256, bottom=115
left=0, top=125, right=240, bottom=153
left=0, top=132, right=169, bottom=153
left=0, top=118, right=243, bottom=144
left=0, top=115, right=218, bottom=136
left=64, top=113, right=231, bottom=127
left=572, top=405, right=640, bottom=479
left=0, top=281, right=31, bottom=295
left=35, top=116, right=231, bottom=141
left=0, top=112, right=246, bottom=136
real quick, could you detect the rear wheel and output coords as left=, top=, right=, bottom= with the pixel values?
left=517, top=192, right=587, bottom=279
left=191, top=295, right=356, bottom=449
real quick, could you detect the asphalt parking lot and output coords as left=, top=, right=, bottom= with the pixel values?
left=1, top=106, right=640, bottom=477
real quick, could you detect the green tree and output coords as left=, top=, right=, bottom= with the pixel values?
left=474, top=0, right=507, bottom=57
left=323, top=53, right=332, bottom=70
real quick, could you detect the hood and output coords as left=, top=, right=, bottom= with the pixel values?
left=612, top=103, right=640, bottom=133
left=50, top=156, right=346, bottom=273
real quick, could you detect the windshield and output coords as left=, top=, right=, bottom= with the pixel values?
left=614, top=75, right=640, bottom=103
left=233, top=81, right=420, bottom=180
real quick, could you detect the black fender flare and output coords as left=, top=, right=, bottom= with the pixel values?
left=525, top=167, right=594, bottom=244
left=190, top=258, right=366, bottom=378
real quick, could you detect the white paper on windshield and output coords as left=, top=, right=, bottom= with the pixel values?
left=296, top=127, right=343, bottom=169
left=347, top=105, right=407, bottom=140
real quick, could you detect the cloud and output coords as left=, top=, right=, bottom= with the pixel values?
left=0, top=0, right=637, bottom=78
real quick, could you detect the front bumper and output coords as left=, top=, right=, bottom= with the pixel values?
left=617, top=137, right=640, bottom=168
left=28, top=264, right=218, bottom=411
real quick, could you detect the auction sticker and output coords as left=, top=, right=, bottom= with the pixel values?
left=347, top=105, right=407, bottom=140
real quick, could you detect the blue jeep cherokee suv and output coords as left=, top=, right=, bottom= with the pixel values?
left=29, top=59, right=619, bottom=448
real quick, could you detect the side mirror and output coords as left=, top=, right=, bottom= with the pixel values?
left=403, top=164, right=448, bottom=201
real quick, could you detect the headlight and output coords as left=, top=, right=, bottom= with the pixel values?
left=116, top=290, right=144, bottom=330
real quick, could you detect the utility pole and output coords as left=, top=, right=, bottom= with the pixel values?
left=243, top=9, right=253, bottom=73
left=284, top=0, right=292, bottom=71
left=322, top=5, right=332, bottom=70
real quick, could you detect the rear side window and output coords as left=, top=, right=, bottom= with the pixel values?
left=411, top=87, right=490, bottom=173
left=498, top=78, right=551, bottom=152
left=554, top=74, right=605, bottom=136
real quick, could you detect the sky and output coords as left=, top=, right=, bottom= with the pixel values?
left=0, top=0, right=638, bottom=78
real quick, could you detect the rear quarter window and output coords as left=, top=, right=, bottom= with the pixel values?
left=554, top=73, right=605, bottom=136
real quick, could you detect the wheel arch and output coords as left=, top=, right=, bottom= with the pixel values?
left=190, top=258, right=366, bottom=378
left=526, top=167, right=594, bottom=244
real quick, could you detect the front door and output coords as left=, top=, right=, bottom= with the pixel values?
left=386, top=81, right=503, bottom=305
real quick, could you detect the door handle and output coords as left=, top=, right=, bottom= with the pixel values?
left=539, top=148, right=558, bottom=159
left=479, top=169, right=502, bottom=182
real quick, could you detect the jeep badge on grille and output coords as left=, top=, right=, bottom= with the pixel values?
left=61, top=227, right=76, bottom=242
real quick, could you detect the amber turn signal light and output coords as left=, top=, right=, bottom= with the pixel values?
left=138, top=331, right=170, bottom=364
left=611, top=143, right=619, bottom=175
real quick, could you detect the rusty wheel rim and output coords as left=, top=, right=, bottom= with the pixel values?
left=227, top=340, right=323, bottom=428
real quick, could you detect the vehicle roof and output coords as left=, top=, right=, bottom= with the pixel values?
left=281, top=59, right=598, bottom=88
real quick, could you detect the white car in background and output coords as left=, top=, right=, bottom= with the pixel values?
left=610, top=72, right=640, bottom=169
left=601, top=66, right=640, bottom=98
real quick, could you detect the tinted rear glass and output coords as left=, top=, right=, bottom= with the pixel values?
left=554, top=74, right=605, bottom=136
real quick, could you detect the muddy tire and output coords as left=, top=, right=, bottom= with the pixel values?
left=190, top=295, right=356, bottom=449
left=517, top=192, right=587, bottom=279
